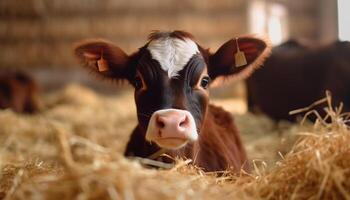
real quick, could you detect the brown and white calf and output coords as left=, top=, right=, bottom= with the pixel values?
left=75, top=31, right=270, bottom=172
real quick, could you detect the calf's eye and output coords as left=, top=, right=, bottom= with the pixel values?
left=200, top=76, right=210, bottom=89
left=134, top=76, right=143, bottom=90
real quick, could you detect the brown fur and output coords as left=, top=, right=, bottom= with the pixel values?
left=148, top=30, right=195, bottom=41
left=177, top=104, right=248, bottom=172
left=0, top=70, right=40, bottom=114
left=247, top=40, right=350, bottom=121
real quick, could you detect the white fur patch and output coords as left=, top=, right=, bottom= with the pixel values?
left=147, top=37, right=200, bottom=77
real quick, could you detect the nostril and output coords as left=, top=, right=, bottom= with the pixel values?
left=156, top=116, right=165, bottom=128
left=179, top=115, right=188, bottom=128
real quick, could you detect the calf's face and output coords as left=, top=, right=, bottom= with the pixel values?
left=75, top=31, right=270, bottom=150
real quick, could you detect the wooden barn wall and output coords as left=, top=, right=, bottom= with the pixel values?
left=0, top=0, right=248, bottom=69
left=0, top=0, right=336, bottom=70
left=286, top=0, right=338, bottom=43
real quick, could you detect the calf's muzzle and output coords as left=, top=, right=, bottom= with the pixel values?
left=145, top=109, right=198, bottom=149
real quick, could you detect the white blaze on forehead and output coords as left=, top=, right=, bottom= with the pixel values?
left=147, top=37, right=200, bottom=77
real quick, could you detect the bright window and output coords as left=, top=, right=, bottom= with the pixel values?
left=338, top=0, right=350, bottom=41
left=249, top=0, right=289, bottom=45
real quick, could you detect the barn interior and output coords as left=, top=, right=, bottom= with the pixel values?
left=0, top=0, right=349, bottom=199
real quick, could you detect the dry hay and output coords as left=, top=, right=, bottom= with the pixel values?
left=0, top=84, right=349, bottom=200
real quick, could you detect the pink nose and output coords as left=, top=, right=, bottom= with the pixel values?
left=155, top=111, right=189, bottom=138
left=145, top=109, right=198, bottom=149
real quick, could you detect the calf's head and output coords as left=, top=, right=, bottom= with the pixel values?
left=75, top=31, right=270, bottom=150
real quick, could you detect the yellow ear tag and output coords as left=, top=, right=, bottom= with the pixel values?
left=97, top=51, right=109, bottom=72
left=234, top=38, right=247, bottom=67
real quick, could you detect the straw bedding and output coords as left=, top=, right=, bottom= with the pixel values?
left=0, top=84, right=349, bottom=200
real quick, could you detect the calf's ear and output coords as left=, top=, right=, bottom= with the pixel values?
left=74, top=39, right=132, bottom=81
left=208, top=36, right=271, bottom=84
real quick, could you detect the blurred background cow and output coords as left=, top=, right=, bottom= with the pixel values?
left=0, top=70, right=40, bottom=113
left=247, top=40, right=350, bottom=121
left=0, top=0, right=348, bottom=121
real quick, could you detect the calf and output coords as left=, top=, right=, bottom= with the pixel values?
left=0, top=70, right=40, bottom=114
left=246, top=40, right=350, bottom=122
left=75, top=31, right=270, bottom=172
